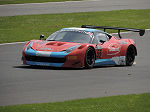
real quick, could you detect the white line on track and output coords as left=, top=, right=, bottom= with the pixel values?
left=0, top=0, right=103, bottom=6
left=0, top=0, right=96, bottom=7
left=0, top=29, right=150, bottom=46
left=0, top=42, right=25, bottom=46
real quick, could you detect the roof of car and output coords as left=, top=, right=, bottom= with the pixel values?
left=62, top=27, right=105, bottom=33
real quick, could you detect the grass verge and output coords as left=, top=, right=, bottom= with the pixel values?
left=0, top=9, right=150, bottom=43
left=0, top=0, right=80, bottom=5
left=0, top=93, right=150, bottom=112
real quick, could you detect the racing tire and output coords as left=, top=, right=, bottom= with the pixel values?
left=126, top=45, right=136, bottom=66
left=85, top=47, right=96, bottom=68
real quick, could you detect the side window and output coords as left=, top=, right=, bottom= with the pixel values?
left=92, top=33, right=108, bottom=44
left=92, top=35, right=99, bottom=44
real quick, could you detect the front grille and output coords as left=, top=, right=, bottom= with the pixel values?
left=25, top=55, right=66, bottom=63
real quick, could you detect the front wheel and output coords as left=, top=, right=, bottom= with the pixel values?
left=126, top=46, right=136, bottom=66
left=84, top=47, right=96, bottom=68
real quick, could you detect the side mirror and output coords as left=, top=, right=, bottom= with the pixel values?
left=40, top=34, right=44, bottom=40
left=100, top=40, right=106, bottom=44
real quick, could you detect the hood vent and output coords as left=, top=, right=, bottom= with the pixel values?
left=46, top=42, right=66, bottom=46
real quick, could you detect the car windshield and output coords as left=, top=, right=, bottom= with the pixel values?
left=46, top=30, right=93, bottom=43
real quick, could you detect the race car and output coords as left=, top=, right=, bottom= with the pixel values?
left=22, top=25, right=145, bottom=68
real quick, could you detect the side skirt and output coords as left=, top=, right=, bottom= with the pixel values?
left=94, top=56, right=126, bottom=66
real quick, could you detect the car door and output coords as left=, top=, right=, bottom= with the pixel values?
left=93, top=33, right=109, bottom=59
left=101, top=36, right=121, bottom=59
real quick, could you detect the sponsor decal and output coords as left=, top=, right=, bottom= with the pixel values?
left=111, top=56, right=126, bottom=65
left=39, top=47, right=53, bottom=51
left=61, top=29, right=94, bottom=38
left=36, top=51, right=51, bottom=57
left=119, top=40, right=129, bottom=45
left=107, top=43, right=121, bottom=55
left=94, top=56, right=126, bottom=66
left=26, top=61, right=63, bottom=67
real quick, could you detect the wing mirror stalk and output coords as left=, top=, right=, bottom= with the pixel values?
left=40, top=35, right=44, bottom=40
left=100, top=40, right=106, bottom=44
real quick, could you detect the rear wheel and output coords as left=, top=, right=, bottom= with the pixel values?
left=126, top=46, right=136, bottom=66
left=85, top=47, right=95, bottom=68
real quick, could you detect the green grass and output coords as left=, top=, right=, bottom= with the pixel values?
left=0, top=0, right=80, bottom=5
left=0, top=93, right=150, bottom=112
left=0, top=9, right=150, bottom=43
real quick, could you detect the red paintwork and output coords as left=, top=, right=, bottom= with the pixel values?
left=22, top=36, right=136, bottom=68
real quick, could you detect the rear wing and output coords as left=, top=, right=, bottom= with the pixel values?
left=81, top=25, right=145, bottom=38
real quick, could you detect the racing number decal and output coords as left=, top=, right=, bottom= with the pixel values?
left=96, top=45, right=102, bottom=59
left=96, top=49, right=102, bottom=59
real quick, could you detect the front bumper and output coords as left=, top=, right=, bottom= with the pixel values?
left=25, top=60, right=64, bottom=67
left=22, top=47, right=84, bottom=68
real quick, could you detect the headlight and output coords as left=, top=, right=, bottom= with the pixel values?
left=26, top=42, right=33, bottom=50
left=65, top=45, right=81, bottom=53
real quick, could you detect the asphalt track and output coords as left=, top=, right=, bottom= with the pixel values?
left=0, top=0, right=150, bottom=106
left=0, top=31, right=150, bottom=106
left=0, top=0, right=150, bottom=16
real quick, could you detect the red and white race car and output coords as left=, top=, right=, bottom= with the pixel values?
left=22, top=25, right=145, bottom=68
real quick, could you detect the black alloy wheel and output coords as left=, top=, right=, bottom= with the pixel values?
left=126, top=46, right=136, bottom=66
left=85, top=47, right=96, bottom=68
